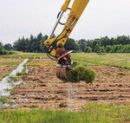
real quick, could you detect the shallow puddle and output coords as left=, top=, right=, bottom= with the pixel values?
left=0, top=59, right=28, bottom=96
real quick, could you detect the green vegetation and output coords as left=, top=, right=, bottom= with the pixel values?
left=75, top=64, right=96, bottom=83
left=1, top=52, right=130, bottom=69
left=66, top=63, right=95, bottom=83
left=3, top=33, right=130, bottom=53
left=79, top=35, right=130, bottom=53
left=0, top=42, right=13, bottom=55
left=0, top=61, right=22, bottom=81
left=0, top=97, right=9, bottom=104
left=0, top=61, right=20, bottom=66
left=0, top=50, right=13, bottom=55
left=72, top=53, right=130, bottom=69
left=2, top=34, right=130, bottom=54
left=0, top=103, right=130, bottom=123
left=0, top=52, right=130, bottom=123
left=66, top=68, right=79, bottom=82
left=0, top=52, right=46, bottom=59
left=8, top=76, right=19, bottom=83
left=13, top=33, right=79, bottom=52
left=13, top=33, right=47, bottom=52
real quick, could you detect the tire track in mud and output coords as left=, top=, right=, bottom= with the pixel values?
left=10, top=59, right=130, bottom=111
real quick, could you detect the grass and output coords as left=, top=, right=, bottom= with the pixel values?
left=1, top=52, right=130, bottom=82
left=0, top=97, right=9, bottom=104
left=72, top=53, right=130, bottom=69
left=0, top=66, right=15, bottom=81
left=0, top=53, right=25, bottom=80
left=1, top=52, right=130, bottom=123
left=0, top=103, right=130, bottom=123
left=28, top=60, right=56, bottom=66
left=0, top=52, right=46, bottom=59
left=0, top=62, right=20, bottom=66
left=1, top=52, right=130, bottom=68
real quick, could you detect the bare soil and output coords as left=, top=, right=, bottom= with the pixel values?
left=0, top=66, right=14, bottom=79
left=0, top=58, right=22, bottom=63
left=10, top=59, right=130, bottom=111
left=0, top=58, right=22, bottom=80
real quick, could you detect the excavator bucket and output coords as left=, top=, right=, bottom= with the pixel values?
left=56, top=65, right=80, bottom=82
left=56, top=66, right=72, bottom=81
left=56, top=66, right=68, bottom=80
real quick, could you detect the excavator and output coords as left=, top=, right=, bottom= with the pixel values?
left=44, top=0, right=89, bottom=80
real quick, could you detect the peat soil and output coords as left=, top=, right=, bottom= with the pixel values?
left=0, top=58, right=22, bottom=80
left=10, top=59, right=130, bottom=111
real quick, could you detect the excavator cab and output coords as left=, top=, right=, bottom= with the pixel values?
left=43, top=0, right=89, bottom=80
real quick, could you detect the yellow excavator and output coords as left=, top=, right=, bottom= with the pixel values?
left=44, top=0, right=89, bottom=80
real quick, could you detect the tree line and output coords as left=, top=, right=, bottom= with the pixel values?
left=0, top=42, right=13, bottom=55
left=13, top=33, right=79, bottom=52
left=1, top=33, right=130, bottom=54
left=80, top=36, right=130, bottom=53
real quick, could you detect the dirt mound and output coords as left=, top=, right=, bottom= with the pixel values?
left=10, top=59, right=130, bottom=111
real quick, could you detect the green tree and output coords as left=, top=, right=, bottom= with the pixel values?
left=40, top=35, right=48, bottom=52
left=0, top=42, right=3, bottom=51
left=85, top=46, right=92, bottom=53
left=65, top=38, right=79, bottom=51
left=105, top=46, right=112, bottom=53
left=4, top=43, right=13, bottom=51
left=0, top=42, right=9, bottom=55
left=78, top=39, right=87, bottom=52
left=13, top=37, right=27, bottom=51
left=94, top=43, right=100, bottom=53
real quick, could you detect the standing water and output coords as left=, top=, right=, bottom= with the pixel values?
left=0, top=59, right=28, bottom=96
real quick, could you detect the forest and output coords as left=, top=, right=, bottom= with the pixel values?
left=1, top=33, right=130, bottom=54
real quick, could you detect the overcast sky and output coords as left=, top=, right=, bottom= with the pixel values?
left=0, top=0, right=130, bottom=44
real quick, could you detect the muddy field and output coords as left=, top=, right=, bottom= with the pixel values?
left=10, top=59, right=130, bottom=111
left=0, top=58, right=22, bottom=80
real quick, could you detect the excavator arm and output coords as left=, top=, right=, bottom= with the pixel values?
left=44, top=0, right=89, bottom=61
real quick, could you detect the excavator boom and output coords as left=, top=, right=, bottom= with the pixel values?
left=44, top=0, right=89, bottom=80
left=44, top=0, right=89, bottom=58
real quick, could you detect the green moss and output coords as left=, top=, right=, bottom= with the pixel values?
left=66, top=69, right=79, bottom=82
left=83, top=68, right=96, bottom=83
left=65, top=63, right=96, bottom=83
left=74, top=64, right=96, bottom=83
left=74, top=64, right=86, bottom=80
left=72, top=61, right=79, bottom=67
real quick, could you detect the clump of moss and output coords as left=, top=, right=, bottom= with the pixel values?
left=66, top=68, right=79, bottom=82
left=74, top=64, right=86, bottom=80
left=72, top=61, right=79, bottom=67
left=75, top=64, right=96, bottom=83
left=66, top=62, right=96, bottom=84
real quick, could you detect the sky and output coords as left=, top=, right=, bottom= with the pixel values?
left=0, top=0, right=130, bottom=44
